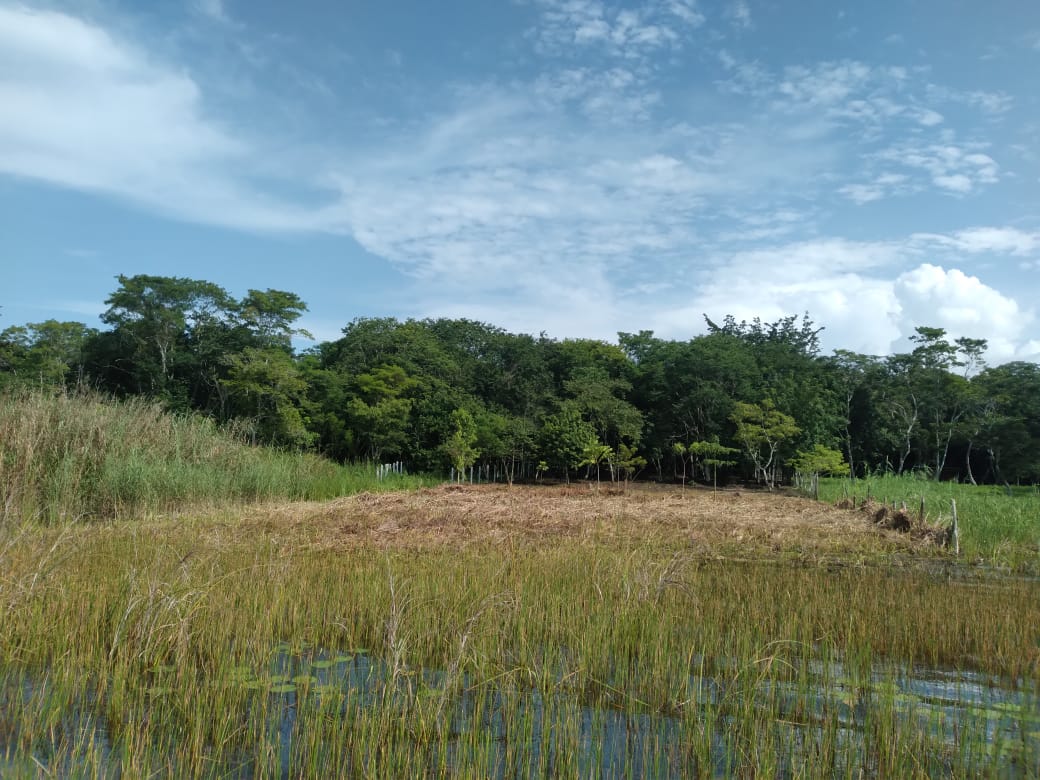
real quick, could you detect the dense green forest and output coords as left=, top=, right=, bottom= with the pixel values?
left=2, top=274, right=1038, bottom=485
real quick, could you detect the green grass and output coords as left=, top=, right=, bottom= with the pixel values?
left=815, top=473, right=1040, bottom=571
left=0, top=388, right=431, bottom=523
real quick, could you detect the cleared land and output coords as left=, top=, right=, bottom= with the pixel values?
left=228, top=482, right=940, bottom=556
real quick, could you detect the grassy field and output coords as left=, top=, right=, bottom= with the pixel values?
left=813, top=473, right=1040, bottom=572
left=1, top=392, right=1038, bottom=776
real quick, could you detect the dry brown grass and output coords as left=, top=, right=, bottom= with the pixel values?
left=209, top=483, right=933, bottom=559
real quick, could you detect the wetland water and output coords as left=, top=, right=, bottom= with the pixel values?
left=3, top=643, right=1038, bottom=778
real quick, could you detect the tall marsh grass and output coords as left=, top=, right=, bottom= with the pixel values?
left=0, top=522, right=1037, bottom=777
left=0, top=388, right=428, bottom=522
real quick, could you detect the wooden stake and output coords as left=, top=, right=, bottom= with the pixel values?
left=950, top=499, right=959, bottom=556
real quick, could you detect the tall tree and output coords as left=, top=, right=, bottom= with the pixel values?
left=237, top=289, right=311, bottom=351
left=99, top=274, right=234, bottom=406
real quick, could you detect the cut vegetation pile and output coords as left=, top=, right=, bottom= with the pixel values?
left=820, top=474, right=1040, bottom=571
left=234, top=483, right=935, bottom=560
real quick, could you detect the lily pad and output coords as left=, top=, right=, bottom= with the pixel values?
left=310, top=659, right=336, bottom=670
left=270, top=683, right=296, bottom=694
left=293, top=675, right=318, bottom=686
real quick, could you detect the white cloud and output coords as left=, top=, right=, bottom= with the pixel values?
left=894, top=264, right=1034, bottom=359
left=665, top=0, right=705, bottom=26
left=914, top=108, right=944, bottom=126
left=933, top=174, right=973, bottom=193
left=639, top=238, right=1037, bottom=360
left=912, top=226, right=1040, bottom=256
left=714, top=49, right=773, bottom=96
left=777, top=61, right=874, bottom=107
left=876, top=141, right=999, bottom=194
left=0, top=5, right=322, bottom=231
left=839, top=184, right=884, bottom=204
left=194, top=0, right=229, bottom=23
left=727, top=0, right=751, bottom=29
left=839, top=172, right=910, bottom=204
left=926, top=85, right=1014, bottom=115
left=531, top=0, right=703, bottom=60
left=965, top=91, right=1014, bottom=114
left=648, top=239, right=906, bottom=352
left=532, top=67, right=660, bottom=121
left=322, top=68, right=846, bottom=292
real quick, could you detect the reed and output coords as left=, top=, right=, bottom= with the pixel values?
left=0, top=388, right=429, bottom=523
left=1, top=493, right=1037, bottom=777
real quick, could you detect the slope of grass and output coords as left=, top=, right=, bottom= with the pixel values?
left=0, top=388, right=430, bottom=523
left=816, top=473, right=1040, bottom=570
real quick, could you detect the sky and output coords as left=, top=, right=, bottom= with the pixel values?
left=1, top=0, right=1039, bottom=362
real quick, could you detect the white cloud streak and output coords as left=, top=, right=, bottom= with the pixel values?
left=0, top=5, right=322, bottom=231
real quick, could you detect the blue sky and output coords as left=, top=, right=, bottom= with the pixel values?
left=1, top=0, right=1039, bottom=361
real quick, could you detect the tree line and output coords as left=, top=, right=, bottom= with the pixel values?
left=2, top=274, right=1038, bottom=485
